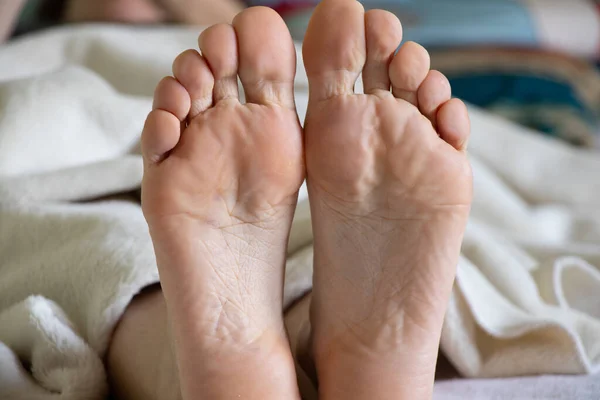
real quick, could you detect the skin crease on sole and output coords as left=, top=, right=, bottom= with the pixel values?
left=135, top=1, right=472, bottom=399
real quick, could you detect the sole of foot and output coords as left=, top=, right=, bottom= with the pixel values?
left=141, top=7, right=303, bottom=400
left=302, top=0, right=472, bottom=399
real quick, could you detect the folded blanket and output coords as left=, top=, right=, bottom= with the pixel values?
left=1, top=25, right=600, bottom=400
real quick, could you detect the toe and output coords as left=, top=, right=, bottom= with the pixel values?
left=172, top=49, right=215, bottom=118
left=232, top=7, right=296, bottom=108
left=198, top=23, right=240, bottom=103
left=363, top=10, right=402, bottom=94
left=437, top=98, right=470, bottom=152
left=303, top=0, right=366, bottom=100
left=389, top=41, right=430, bottom=106
left=144, top=76, right=188, bottom=164
left=141, top=110, right=181, bottom=164
left=417, top=70, right=451, bottom=128
left=152, top=76, right=191, bottom=121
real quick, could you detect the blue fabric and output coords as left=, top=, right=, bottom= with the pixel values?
left=259, top=0, right=599, bottom=146
left=279, top=0, right=537, bottom=46
left=448, top=74, right=586, bottom=112
left=362, top=0, right=537, bottom=47
left=447, top=73, right=598, bottom=144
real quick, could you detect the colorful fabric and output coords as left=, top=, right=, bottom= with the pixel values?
left=14, top=0, right=65, bottom=37
left=249, top=0, right=600, bottom=145
left=429, top=48, right=600, bottom=146
left=254, top=0, right=600, bottom=60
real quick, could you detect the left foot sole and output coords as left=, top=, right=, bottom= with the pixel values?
left=141, top=7, right=303, bottom=400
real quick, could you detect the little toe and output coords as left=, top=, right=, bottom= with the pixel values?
left=417, top=70, right=451, bottom=128
left=303, top=0, right=366, bottom=100
left=389, top=41, right=430, bottom=106
left=363, top=9, right=402, bottom=94
left=198, top=23, right=240, bottom=103
left=172, top=49, right=215, bottom=118
left=141, top=110, right=181, bottom=164
left=232, top=7, right=296, bottom=108
left=437, top=98, right=470, bottom=152
left=143, top=76, right=189, bottom=164
left=152, top=76, right=191, bottom=121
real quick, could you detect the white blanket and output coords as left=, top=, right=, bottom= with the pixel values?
left=1, top=25, right=600, bottom=400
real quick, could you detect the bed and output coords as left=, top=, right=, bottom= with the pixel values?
left=0, top=24, right=599, bottom=399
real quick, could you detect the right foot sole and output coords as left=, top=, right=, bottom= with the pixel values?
left=302, top=1, right=473, bottom=398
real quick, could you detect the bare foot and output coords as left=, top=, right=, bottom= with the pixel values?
left=141, top=7, right=303, bottom=400
left=303, top=0, right=472, bottom=398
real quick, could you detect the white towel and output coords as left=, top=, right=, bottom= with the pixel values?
left=0, top=24, right=599, bottom=400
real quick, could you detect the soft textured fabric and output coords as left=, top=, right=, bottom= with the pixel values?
left=1, top=24, right=600, bottom=400
left=434, top=374, right=600, bottom=399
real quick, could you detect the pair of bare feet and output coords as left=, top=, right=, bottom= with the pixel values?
left=140, top=0, right=472, bottom=398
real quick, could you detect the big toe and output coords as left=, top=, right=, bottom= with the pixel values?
left=302, top=0, right=366, bottom=100
left=232, top=7, right=297, bottom=108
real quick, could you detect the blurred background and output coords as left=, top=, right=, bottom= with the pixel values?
left=3, top=0, right=600, bottom=146
left=273, top=0, right=600, bottom=147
